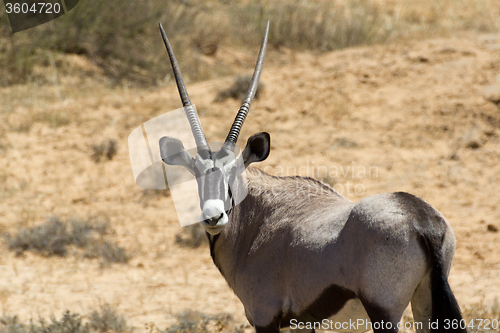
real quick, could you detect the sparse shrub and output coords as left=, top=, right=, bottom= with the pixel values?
left=162, top=310, right=244, bottom=333
left=215, top=75, right=264, bottom=103
left=11, top=121, right=32, bottom=133
left=191, top=18, right=225, bottom=57
left=0, top=309, right=242, bottom=333
left=91, top=139, right=118, bottom=163
left=0, top=0, right=225, bottom=86
left=0, top=306, right=131, bottom=333
left=0, top=315, right=24, bottom=333
left=91, top=144, right=105, bottom=163
left=175, top=224, right=206, bottom=248
left=40, top=312, right=89, bottom=333
left=84, top=240, right=129, bottom=266
left=105, top=140, right=117, bottom=160
left=0, top=311, right=89, bottom=333
left=35, top=112, right=70, bottom=128
left=233, top=0, right=393, bottom=52
left=88, top=304, right=128, bottom=333
left=7, top=217, right=71, bottom=257
left=1, top=0, right=169, bottom=85
left=5, top=216, right=129, bottom=266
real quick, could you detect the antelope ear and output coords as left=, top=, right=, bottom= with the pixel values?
left=242, top=132, right=271, bottom=167
left=159, top=136, right=195, bottom=173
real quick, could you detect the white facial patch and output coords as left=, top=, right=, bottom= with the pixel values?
left=201, top=199, right=228, bottom=235
left=202, top=199, right=227, bottom=222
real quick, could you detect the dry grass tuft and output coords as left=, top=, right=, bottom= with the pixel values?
left=91, top=139, right=118, bottom=163
left=35, top=112, right=70, bottom=128
left=234, top=0, right=393, bottom=51
left=5, top=216, right=129, bottom=267
left=88, top=304, right=129, bottom=333
left=215, top=75, right=264, bottom=103
left=0, top=312, right=89, bottom=333
left=0, top=305, right=131, bottom=333
left=161, top=310, right=245, bottom=333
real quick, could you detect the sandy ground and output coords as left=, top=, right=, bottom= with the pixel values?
left=1, top=30, right=500, bottom=330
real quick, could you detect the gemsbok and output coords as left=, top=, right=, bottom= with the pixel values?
left=157, top=21, right=466, bottom=333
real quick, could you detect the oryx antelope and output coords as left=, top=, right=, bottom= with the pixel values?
left=157, top=21, right=466, bottom=333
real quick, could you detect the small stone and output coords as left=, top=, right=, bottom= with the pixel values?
left=466, top=141, right=481, bottom=149
left=487, top=224, right=499, bottom=232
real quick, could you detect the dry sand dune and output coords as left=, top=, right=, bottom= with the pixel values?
left=1, top=29, right=500, bottom=330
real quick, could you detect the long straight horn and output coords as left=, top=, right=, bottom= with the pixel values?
left=224, top=21, right=269, bottom=148
left=159, top=23, right=210, bottom=155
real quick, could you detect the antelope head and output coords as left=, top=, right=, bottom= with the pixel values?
left=158, top=22, right=271, bottom=235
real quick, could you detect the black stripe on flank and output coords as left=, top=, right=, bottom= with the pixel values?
left=358, top=299, right=399, bottom=333
left=255, top=321, right=280, bottom=333
left=281, top=284, right=356, bottom=328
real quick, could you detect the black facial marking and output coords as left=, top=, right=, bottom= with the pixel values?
left=225, top=188, right=234, bottom=216
left=208, top=233, right=220, bottom=259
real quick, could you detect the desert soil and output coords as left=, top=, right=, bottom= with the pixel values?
left=1, top=29, right=500, bottom=330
